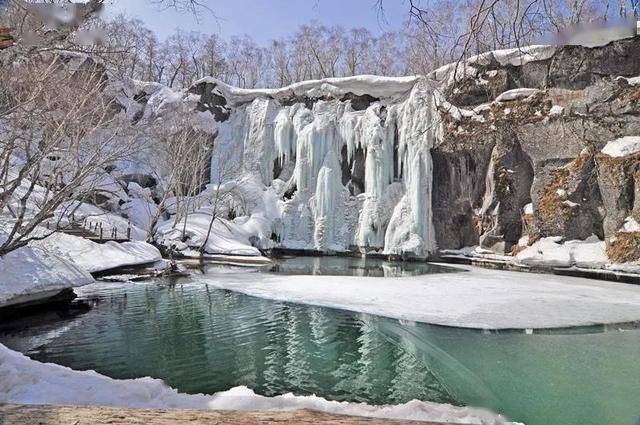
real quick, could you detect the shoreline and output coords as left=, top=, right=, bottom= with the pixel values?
left=0, top=404, right=437, bottom=425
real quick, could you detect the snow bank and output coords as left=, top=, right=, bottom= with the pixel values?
left=516, top=236, right=609, bottom=269
left=194, top=264, right=640, bottom=330
left=155, top=213, right=263, bottom=257
left=617, top=75, right=640, bottom=86
left=35, top=233, right=161, bottom=273
left=600, top=136, right=640, bottom=157
left=0, top=246, right=93, bottom=307
left=0, top=344, right=512, bottom=425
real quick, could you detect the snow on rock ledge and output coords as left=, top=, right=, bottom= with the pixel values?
left=206, top=75, right=420, bottom=106
left=600, top=136, right=640, bottom=157
left=0, top=247, right=93, bottom=308
left=515, top=236, right=609, bottom=269
left=0, top=344, right=514, bottom=424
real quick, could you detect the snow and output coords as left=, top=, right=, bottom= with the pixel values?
left=201, top=75, right=419, bottom=106
left=429, top=45, right=556, bottom=86
left=0, top=344, right=513, bottom=425
left=495, top=88, right=540, bottom=102
left=0, top=246, right=93, bottom=307
left=621, top=216, right=640, bottom=233
left=36, top=233, right=162, bottom=273
left=617, top=75, right=640, bottom=86
left=549, top=105, right=564, bottom=116
left=523, top=203, right=534, bottom=215
left=515, top=236, right=609, bottom=269
left=601, top=136, right=640, bottom=157
left=193, top=262, right=640, bottom=330
left=155, top=212, right=263, bottom=257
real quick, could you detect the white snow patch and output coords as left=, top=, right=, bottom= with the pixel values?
left=36, top=233, right=161, bottom=273
left=430, top=46, right=556, bottom=86
left=549, top=105, right=564, bottom=116
left=621, top=216, right=640, bottom=233
left=516, top=236, right=609, bottom=269
left=617, top=75, right=640, bottom=86
left=523, top=203, right=534, bottom=215
left=601, top=136, right=640, bottom=157
left=155, top=213, right=263, bottom=257
left=495, top=88, right=540, bottom=102
left=0, top=344, right=512, bottom=424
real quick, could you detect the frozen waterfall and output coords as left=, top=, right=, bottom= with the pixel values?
left=210, top=77, right=437, bottom=257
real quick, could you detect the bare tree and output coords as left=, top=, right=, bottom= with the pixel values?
left=0, top=52, right=141, bottom=255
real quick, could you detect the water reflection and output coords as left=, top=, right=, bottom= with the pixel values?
left=267, top=256, right=460, bottom=277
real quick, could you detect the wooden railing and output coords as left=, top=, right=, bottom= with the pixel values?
left=0, top=28, right=14, bottom=50
left=46, top=218, right=132, bottom=242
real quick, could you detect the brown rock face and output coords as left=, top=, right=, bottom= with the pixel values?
left=431, top=36, right=640, bottom=255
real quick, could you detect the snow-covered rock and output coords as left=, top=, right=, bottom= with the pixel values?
left=601, top=136, right=640, bottom=157
left=37, top=233, right=161, bottom=273
left=155, top=212, right=263, bottom=257
left=515, top=236, right=609, bottom=269
left=0, top=246, right=93, bottom=307
left=0, top=344, right=513, bottom=424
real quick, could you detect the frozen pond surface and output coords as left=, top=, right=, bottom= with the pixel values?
left=196, top=259, right=640, bottom=329
left=1, top=266, right=640, bottom=425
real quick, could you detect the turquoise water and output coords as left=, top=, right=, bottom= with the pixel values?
left=1, top=262, right=639, bottom=424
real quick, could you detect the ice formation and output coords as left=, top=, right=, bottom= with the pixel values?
left=206, top=76, right=438, bottom=257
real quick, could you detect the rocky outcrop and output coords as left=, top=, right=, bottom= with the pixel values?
left=115, top=36, right=640, bottom=263
left=433, top=36, right=640, bottom=262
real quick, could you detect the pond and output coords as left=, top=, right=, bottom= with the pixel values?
left=1, top=259, right=639, bottom=425
left=210, top=255, right=461, bottom=277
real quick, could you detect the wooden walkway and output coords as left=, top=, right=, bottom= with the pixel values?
left=0, top=404, right=444, bottom=425
left=0, top=28, right=14, bottom=50
left=46, top=220, right=131, bottom=243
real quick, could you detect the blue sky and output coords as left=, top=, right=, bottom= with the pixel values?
left=106, top=0, right=409, bottom=42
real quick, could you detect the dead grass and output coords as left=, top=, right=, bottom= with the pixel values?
left=607, top=232, right=640, bottom=263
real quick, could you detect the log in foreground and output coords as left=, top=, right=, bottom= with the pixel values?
left=0, top=404, right=453, bottom=425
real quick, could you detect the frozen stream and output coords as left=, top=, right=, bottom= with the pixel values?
left=1, top=258, right=639, bottom=425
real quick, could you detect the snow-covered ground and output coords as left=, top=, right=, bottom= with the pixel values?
left=155, top=212, right=264, bottom=257
left=193, top=264, right=640, bottom=330
left=0, top=344, right=514, bottom=425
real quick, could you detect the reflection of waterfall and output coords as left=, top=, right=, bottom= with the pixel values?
left=374, top=318, right=502, bottom=410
